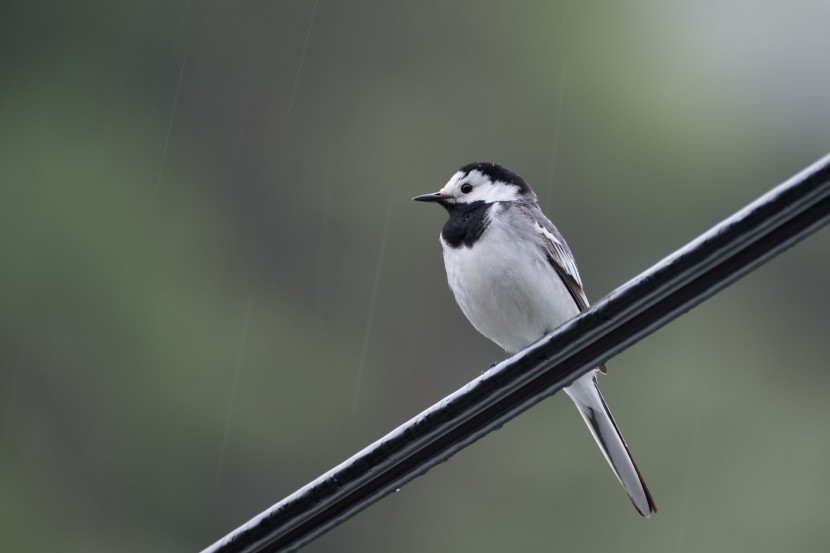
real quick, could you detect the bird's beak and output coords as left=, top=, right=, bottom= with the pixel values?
left=412, top=192, right=444, bottom=203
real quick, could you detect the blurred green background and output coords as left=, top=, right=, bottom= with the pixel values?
left=2, top=1, right=829, bottom=551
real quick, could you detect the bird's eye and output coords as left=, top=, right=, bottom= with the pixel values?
left=460, top=183, right=473, bottom=194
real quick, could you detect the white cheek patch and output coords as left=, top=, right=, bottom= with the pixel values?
left=438, top=171, right=466, bottom=196
left=469, top=182, right=521, bottom=203
left=465, top=170, right=522, bottom=202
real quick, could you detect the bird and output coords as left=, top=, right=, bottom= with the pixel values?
left=413, top=162, right=656, bottom=517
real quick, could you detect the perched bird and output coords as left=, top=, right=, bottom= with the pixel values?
left=413, top=162, right=656, bottom=517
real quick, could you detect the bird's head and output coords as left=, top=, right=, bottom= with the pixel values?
left=413, top=162, right=536, bottom=209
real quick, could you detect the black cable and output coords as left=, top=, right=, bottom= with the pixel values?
left=202, top=153, right=830, bottom=553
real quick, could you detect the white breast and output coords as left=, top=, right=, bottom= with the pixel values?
left=440, top=211, right=580, bottom=354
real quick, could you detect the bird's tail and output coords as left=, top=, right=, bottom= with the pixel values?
left=564, top=373, right=657, bottom=517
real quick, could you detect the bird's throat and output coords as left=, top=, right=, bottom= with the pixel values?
left=441, top=201, right=491, bottom=248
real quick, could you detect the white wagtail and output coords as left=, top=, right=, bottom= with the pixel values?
left=413, top=162, right=656, bottom=517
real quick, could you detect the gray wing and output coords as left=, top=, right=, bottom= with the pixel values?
left=513, top=202, right=607, bottom=373
left=514, top=202, right=589, bottom=310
